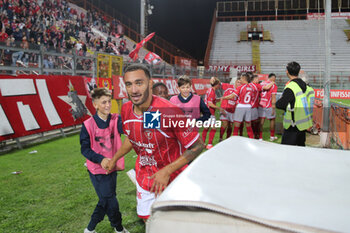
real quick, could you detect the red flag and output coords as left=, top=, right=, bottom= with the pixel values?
left=108, top=42, right=120, bottom=55
left=129, top=32, right=155, bottom=61
left=144, top=51, right=162, bottom=65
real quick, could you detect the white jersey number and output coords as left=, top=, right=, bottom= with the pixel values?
left=244, top=92, right=251, bottom=104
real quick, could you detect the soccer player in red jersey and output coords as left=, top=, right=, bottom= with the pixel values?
left=219, top=77, right=241, bottom=141
left=107, top=64, right=205, bottom=220
left=251, top=74, right=275, bottom=139
left=202, top=77, right=226, bottom=149
left=258, top=73, right=278, bottom=141
left=222, top=73, right=256, bottom=138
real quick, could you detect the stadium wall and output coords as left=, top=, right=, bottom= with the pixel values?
left=0, top=75, right=211, bottom=144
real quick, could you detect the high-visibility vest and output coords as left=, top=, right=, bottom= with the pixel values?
left=306, top=85, right=315, bottom=118
left=283, top=81, right=314, bottom=131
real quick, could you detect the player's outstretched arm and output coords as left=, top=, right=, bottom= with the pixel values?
left=262, top=82, right=274, bottom=90
left=149, top=138, right=205, bottom=196
left=107, top=137, right=133, bottom=172
left=222, top=92, right=237, bottom=100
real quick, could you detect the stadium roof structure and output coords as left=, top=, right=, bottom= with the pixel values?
left=217, top=0, right=350, bottom=17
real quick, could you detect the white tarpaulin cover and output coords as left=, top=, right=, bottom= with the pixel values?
left=147, top=137, right=350, bottom=233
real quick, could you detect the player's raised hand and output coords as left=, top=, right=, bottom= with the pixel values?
left=148, top=167, right=171, bottom=197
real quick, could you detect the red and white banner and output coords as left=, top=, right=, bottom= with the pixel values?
left=112, top=75, right=127, bottom=99
left=207, top=65, right=256, bottom=73
left=314, top=89, right=350, bottom=99
left=98, top=78, right=113, bottom=90
left=180, top=58, right=192, bottom=70
left=307, top=12, right=350, bottom=20
left=84, top=77, right=97, bottom=97
left=191, top=78, right=212, bottom=95
left=233, top=65, right=256, bottom=73
left=144, top=52, right=162, bottom=65
left=153, top=78, right=180, bottom=95
left=0, top=75, right=95, bottom=141
left=257, top=74, right=268, bottom=82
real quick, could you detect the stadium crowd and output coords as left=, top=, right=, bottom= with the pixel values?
left=0, top=0, right=128, bottom=72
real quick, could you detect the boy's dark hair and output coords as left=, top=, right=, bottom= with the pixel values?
left=268, top=73, right=276, bottom=78
left=286, top=61, right=301, bottom=76
left=240, top=73, right=249, bottom=81
left=241, top=72, right=253, bottom=83
left=152, top=82, right=167, bottom=91
left=177, top=75, right=192, bottom=87
left=91, top=87, right=111, bottom=100
left=124, top=64, right=151, bottom=79
left=246, top=72, right=254, bottom=83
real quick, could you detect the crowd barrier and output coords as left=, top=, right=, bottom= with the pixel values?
left=313, top=98, right=350, bottom=150
left=0, top=75, right=211, bottom=143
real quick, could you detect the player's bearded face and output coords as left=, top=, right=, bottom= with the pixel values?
left=124, top=70, right=152, bottom=106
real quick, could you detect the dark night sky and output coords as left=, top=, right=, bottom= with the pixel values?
left=111, top=0, right=219, bottom=62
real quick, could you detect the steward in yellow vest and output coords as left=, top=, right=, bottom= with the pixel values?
left=276, top=61, right=314, bottom=146
left=283, top=81, right=314, bottom=131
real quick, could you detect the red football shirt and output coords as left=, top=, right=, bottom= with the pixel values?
left=251, top=83, right=262, bottom=108
left=204, top=87, right=217, bottom=115
left=121, top=95, right=200, bottom=191
left=233, top=83, right=256, bottom=106
left=259, top=81, right=278, bottom=108
left=221, top=88, right=237, bottom=113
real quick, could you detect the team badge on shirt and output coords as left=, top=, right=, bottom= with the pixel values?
left=143, top=110, right=161, bottom=129
left=144, top=130, right=153, bottom=140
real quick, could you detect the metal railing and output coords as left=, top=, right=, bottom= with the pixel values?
left=0, top=43, right=96, bottom=77
left=0, top=44, right=227, bottom=80
left=272, top=71, right=350, bottom=92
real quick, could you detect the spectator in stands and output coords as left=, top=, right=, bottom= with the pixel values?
left=20, top=36, right=29, bottom=66
left=43, top=55, right=54, bottom=74
left=1, top=38, right=13, bottom=71
left=13, top=27, right=22, bottom=42
left=276, top=62, right=314, bottom=146
left=0, top=27, right=9, bottom=42
left=11, top=44, right=24, bottom=67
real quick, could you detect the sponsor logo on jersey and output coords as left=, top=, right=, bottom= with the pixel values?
left=143, top=110, right=161, bottom=129
left=139, top=155, right=157, bottom=166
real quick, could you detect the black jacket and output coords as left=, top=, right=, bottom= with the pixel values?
left=276, top=78, right=307, bottom=132
left=276, top=78, right=307, bottom=112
